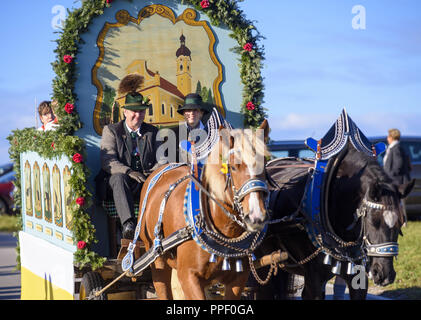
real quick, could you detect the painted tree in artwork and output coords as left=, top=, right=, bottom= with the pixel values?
left=195, top=80, right=202, bottom=95
left=100, top=85, right=116, bottom=126
left=201, top=86, right=214, bottom=103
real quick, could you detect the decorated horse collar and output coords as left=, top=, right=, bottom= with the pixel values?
left=301, top=109, right=387, bottom=264
left=305, top=109, right=386, bottom=161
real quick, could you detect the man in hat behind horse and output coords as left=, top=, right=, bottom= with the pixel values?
left=99, top=75, right=162, bottom=239
left=171, top=93, right=210, bottom=163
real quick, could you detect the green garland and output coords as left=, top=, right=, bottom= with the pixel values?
left=7, top=0, right=265, bottom=271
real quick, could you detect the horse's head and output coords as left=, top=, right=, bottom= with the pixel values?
left=363, top=178, right=414, bottom=286
left=205, top=120, right=270, bottom=232
left=330, top=144, right=415, bottom=285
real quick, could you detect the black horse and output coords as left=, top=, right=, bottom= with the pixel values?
left=252, top=142, right=414, bottom=300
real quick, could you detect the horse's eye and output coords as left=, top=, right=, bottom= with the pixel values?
left=230, top=166, right=237, bottom=172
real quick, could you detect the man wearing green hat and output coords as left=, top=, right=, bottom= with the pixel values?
left=171, top=93, right=209, bottom=163
left=98, top=91, right=162, bottom=239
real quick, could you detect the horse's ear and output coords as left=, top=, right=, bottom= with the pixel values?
left=259, top=119, right=270, bottom=142
left=398, top=179, right=415, bottom=199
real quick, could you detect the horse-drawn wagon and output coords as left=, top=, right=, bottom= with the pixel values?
left=8, top=0, right=413, bottom=301
left=9, top=0, right=275, bottom=300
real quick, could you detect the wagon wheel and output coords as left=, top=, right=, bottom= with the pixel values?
left=79, top=272, right=107, bottom=300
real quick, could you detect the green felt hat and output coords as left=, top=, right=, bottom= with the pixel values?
left=121, top=92, right=150, bottom=111
left=177, top=93, right=209, bottom=115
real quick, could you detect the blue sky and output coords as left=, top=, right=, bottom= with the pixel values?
left=1, top=0, right=420, bottom=165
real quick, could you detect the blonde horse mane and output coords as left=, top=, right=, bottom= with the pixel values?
left=204, top=128, right=269, bottom=201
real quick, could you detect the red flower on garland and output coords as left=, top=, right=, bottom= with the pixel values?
left=200, top=0, right=210, bottom=9
left=243, top=43, right=253, bottom=52
left=51, top=141, right=55, bottom=150
left=64, top=103, right=75, bottom=114
left=73, top=153, right=83, bottom=163
left=246, top=101, right=255, bottom=110
left=63, top=55, right=73, bottom=64
left=106, top=0, right=112, bottom=4
left=77, top=241, right=86, bottom=250
left=76, top=197, right=85, bottom=206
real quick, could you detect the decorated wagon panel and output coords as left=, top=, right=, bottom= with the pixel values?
left=74, top=1, right=249, bottom=185
left=20, top=151, right=76, bottom=252
left=19, top=152, right=76, bottom=299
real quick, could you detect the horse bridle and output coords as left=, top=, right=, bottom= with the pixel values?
left=223, top=148, right=269, bottom=225
left=356, top=196, right=400, bottom=258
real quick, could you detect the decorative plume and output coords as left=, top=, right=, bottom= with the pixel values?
left=118, top=74, right=144, bottom=96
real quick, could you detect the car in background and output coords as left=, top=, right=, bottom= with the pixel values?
left=267, top=140, right=315, bottom=159
left=0, top=162, right=16, bottom=215
left=267, top=137, right=421, bottom=219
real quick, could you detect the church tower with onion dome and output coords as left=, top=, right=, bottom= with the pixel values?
left=176, top=33, right=192, bottom=96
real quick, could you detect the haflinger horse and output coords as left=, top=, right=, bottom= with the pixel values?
left=255, top=111, right=414, bottom=300
left=138, top=120, right=270, bottom=300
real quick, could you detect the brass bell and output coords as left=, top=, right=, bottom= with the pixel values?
left=222, top=258, right=231, bottom=271
left=346, top=262, right=356, bottom=275
left=209, top=253, right=217, bottom=263
left=323, top=253, right=332, bottom=265
left=331, top=261, right=342, bottom=275
left=235, top=259, right=243, bottom=273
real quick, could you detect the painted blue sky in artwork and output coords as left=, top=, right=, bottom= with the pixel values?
left=0, top=0, right=420, bottom=164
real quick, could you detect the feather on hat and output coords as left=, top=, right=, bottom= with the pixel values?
left=118, top=74, right=144, bottom=98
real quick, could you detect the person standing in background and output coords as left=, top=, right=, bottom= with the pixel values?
left=383, top=128, right=412, bottom=225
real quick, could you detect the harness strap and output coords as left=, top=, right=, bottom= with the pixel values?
left=364, top=238, right=399, bottom=257
left=188, top=173, right=247, bottom=229
left=132, top=227, right=193, bottom=277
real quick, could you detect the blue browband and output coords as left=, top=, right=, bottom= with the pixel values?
left=366, top=242, right=399, bottom=257
left=235, top=179, right=269, bottom=202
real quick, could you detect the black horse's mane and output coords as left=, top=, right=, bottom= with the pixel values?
left=344, top=144, right=393, bottom=186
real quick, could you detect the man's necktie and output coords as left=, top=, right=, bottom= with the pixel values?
left=130, top=131, right=137, bottom=140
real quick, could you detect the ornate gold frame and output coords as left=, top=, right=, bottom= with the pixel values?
left=92, top=5, right=225, bottom=135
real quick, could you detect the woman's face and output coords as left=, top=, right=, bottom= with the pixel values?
left=41, top=110, right=54, bottom=125
left=183, top=109, right=204, bottom=128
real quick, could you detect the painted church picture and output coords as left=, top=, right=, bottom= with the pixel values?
left=93, top=6, right=224, bottom=134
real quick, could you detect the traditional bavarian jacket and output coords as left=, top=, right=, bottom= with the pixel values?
left=170, top=121, right=208, bottom=164
left=100, top=120, right=162, bottom=175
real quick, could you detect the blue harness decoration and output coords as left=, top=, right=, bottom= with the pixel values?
left=183, top=161, right=267, bottom=261
left=300, top=109, right=387, bottom=274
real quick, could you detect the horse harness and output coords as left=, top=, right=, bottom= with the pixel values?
left=270, top=110, right=398, bottom=274
left=121, top=154, right=270, bottom=279
left=356, top=197, right=399, bottom=257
